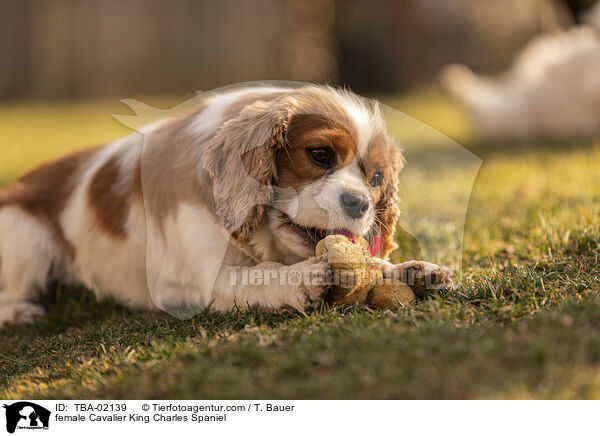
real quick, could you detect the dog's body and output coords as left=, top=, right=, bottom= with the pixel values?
left=0, top=84, right=450, bottom=326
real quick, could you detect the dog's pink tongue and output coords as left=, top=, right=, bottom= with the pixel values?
left=334, top=231, right=381, bottom=257
left=334, top=229, right=356, bottom=244
left=368, top=235, right=382, bottom=257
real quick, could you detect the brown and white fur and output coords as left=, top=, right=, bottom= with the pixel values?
left=0, top=84, right=451, bottom=326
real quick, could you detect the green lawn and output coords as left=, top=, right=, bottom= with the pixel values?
left=1, top=88, right=599, bottom=399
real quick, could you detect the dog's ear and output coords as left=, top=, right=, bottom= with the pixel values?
left=203, top=98, right=292, bottom=244
left=375, top=142, right=404, bottom=259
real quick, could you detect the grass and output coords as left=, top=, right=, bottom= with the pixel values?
left=1, top=87, right=599, bottom=399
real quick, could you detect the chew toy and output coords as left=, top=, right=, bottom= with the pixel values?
left=316, top=234, right=415, bottom=308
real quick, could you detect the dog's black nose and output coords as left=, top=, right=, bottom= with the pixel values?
left=340, top=191, right=370, bottom=219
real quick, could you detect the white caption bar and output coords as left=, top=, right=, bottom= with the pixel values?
left=1, top=400, right=598, bottom=435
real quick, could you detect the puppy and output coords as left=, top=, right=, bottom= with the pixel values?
left=0, top=84, right=451, bottom=325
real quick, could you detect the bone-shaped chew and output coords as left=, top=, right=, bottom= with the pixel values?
left=316, top=235, right=415, bottom=308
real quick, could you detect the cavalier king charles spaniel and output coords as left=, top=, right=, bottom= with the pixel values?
left=0, top=84, right=451, bottom=326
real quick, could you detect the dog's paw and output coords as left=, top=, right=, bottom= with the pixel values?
left=0, top=302, right=45, bottom=327
left=391, top=260, right=453, bottom=298
left=286, top=256, right=331, bottom=312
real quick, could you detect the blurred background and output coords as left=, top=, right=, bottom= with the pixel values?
left=0, top=0, right=596, bottom=100
left=1, top=0, right=598, bottom=268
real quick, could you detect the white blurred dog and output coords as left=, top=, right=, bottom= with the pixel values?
left=440, top=3, right=600, bottom=142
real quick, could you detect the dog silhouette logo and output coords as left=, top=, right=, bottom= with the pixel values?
left=3, top=402, right=50, bottom=433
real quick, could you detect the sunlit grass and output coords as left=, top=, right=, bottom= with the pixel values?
left=0, top=96, right=184, bottom=185
left=0, top=88, right=599, bottom=399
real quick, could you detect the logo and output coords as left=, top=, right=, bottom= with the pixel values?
left=3, top=402, right=50, bottom=434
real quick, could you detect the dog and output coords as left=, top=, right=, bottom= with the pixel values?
left=0, top=84, right=452, bottom=326
left=440, top=3, right=600, bottom=142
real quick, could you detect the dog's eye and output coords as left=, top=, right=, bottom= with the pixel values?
left=369, top=171, right=383, bottom=188
left=307, top=147, right=335, bottom=168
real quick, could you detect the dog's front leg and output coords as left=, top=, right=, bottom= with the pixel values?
left=211, top=255, right=331, bottom=312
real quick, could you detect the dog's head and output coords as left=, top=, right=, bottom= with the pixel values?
left=203, top=86, right=404, bottom=260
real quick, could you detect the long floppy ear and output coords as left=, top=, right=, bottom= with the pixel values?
left=202, top=99, right=292, bottom=244
left=375, top=143, right=405, bottom=260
